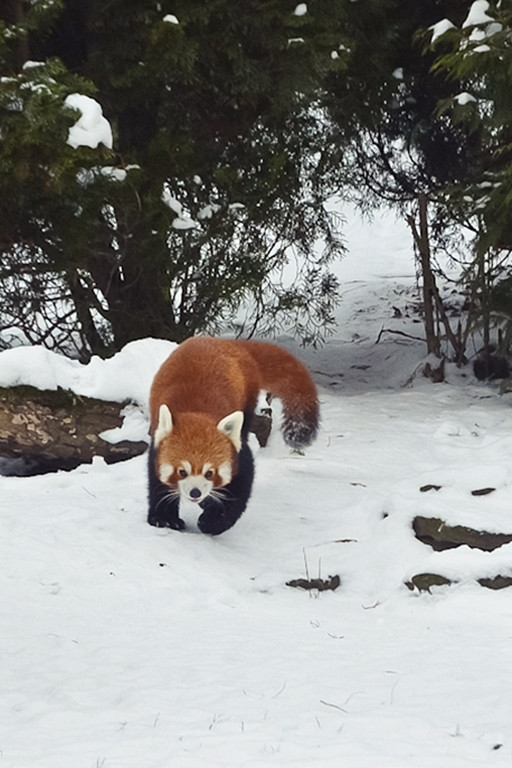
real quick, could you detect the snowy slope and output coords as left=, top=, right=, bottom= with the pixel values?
left=2, top=209, right=512, bottom=768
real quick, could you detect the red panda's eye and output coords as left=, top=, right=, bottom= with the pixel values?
left=204, top=470, right=214, bottom=480
left=178, top=468, right=188, bottom=478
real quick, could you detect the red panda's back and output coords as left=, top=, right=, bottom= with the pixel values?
left=149, top=337, right=261, bottom=431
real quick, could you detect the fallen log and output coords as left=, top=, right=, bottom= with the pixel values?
left=0, top=385, right=147, bottom=474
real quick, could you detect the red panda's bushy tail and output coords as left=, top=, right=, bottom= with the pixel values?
left=239, top=340, right=319, bottom=451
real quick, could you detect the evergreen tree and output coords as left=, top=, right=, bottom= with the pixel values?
left=427, top=1, right=512, bottom=363
left=0, top=0, right=346, bottom=358
left=316, top=1, right=501, bottom=365
left=428, top=1, right=512, bottom=252
left=322, top=0, right=475, bottom=207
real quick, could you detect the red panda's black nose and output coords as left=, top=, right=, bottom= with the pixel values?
left=189, top=487, right=202, bottom=499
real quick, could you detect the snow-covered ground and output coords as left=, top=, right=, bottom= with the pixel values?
left=2, top=209, right=512, bottom=768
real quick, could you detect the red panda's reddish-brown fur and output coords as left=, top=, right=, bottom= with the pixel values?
left=149, top=337, right=261, bottom=432
left=147, top=336, right=319, bottom=535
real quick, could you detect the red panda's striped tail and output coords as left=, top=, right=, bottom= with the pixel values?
left=280, top=395, right=319, bottom=451
left=239, top=340, right=319, bottom=451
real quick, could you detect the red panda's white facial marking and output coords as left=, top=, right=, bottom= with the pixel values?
left=158, top=462, right=174, bottom=484
left=218, top=462, right=232, bottom=485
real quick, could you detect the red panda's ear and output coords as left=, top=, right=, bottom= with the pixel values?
left=217, top=410, right=244, bottom=452
left=154, top=404, right=173, bottom=447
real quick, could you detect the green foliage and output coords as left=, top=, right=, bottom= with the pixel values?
left=323, top=0, right=477, bottom=206
left=334, top=2, right=508, bottom=262
left=423, top=3, right=512, bottom=357
left=428, top=3, right=512, bottom=252
left=0, top=0, right=346, bottom=358
left=0, top=58, right=96, bottom=190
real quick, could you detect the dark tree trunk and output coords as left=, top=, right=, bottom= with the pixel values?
left=407, top=194, right=440, bottom=358
left=86, top=207, right=187, bottom=349
left=406, top=194, right=467, bottom=369
left=2, top=1, right=30, bottom=67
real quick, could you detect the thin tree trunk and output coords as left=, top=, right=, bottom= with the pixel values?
left=407, top=195, right=468, bottom=366
left=3, top=1, right=30, bottom=66
left=406, top=193, right=440, bottom=358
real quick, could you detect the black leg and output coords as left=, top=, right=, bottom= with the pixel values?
left=198, top=442, right=254, bottom=535
left=147, top=441, right=185, bottom=530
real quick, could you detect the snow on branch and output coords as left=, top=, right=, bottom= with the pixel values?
left=64, top=94, right=113, bottom=150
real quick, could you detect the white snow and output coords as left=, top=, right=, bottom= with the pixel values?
left=462, top=0, right=494, bottom=28
left=161, top=188, right=200, bottom=230
left=293, top=4, right=308, bottom=17
left=0, top=338, right=175, bottom=407
left=429, top=18, right=455, bottom=43
left=2, top=212, right=512, bottom=767
left=197, top=203, right=221, bottom=220
left=65, top=93, right=113, bottom=150
left=171, top=216, right=200, bottom=231
left=161, top=188, right=183, bottom=216
left=100, top=166, right=127, bottom=182
left=454, top=92, right=477, bottom=105
left=485, top=22, right=503, bottom=37
left=469, top=27, right=487, bottom=42
left=21, top=60, right=45, bottom=70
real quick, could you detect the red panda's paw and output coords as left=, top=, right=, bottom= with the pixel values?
left=148, top=513, right=186, bottom=531
left=197, top=509, right=233, bottom=536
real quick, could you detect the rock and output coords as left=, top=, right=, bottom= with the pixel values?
left=406, top=573, right=512, bottom=591
left=470, top=487, right=496, bottom=496
left=412, top=516, right=512, bottom=552
left=249, top=409, right=272, bottom=447
left=478, top=575, right=512, bottom=590
left=405, top=573, right=453, bottom=592
left=286, top=575, right=341, bottom=592
left=474, top=354, right=509, bottom=381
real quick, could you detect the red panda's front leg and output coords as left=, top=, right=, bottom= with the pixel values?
left=147, top=440, right=185, bottom=530
left=197, top=442, right=254, bottom=535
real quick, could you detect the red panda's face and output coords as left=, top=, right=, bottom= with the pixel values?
left=157, top=456, right=232, bottom=503
left=153, top=406, right=243, bottom=504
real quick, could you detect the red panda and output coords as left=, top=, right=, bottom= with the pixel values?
left=147, top=337, right=319, bottom=535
